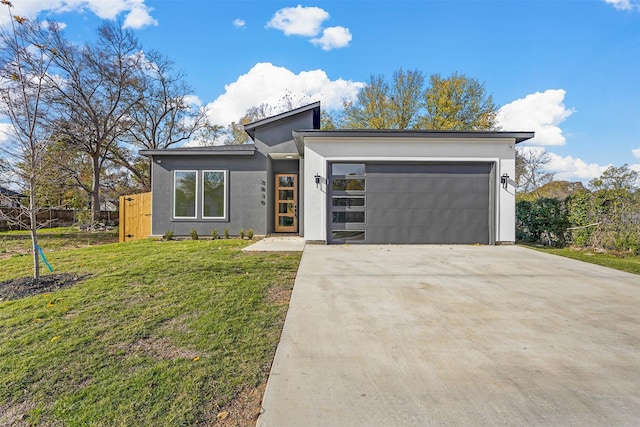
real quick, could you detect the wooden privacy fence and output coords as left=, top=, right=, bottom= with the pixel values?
left=0, top=208, right=116, bottom=231
left=119, top=192, right=152, bottom=242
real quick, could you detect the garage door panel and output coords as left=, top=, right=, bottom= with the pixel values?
left=366, top=193, right=488, bottom=210
left=366, top=224, right=488, bottom=244
left=367, top=163, right=490, bottom=174
left=368, top=176, right=489, bottom=194
left=366, top=208, right=489, bottom=227
left=328, top=162, right=493, bottom=244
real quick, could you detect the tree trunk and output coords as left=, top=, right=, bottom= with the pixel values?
left=29, top=184, right=40, bottom=281
left=91, top=153, right=101, bottom=229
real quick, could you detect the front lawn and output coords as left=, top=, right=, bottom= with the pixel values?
left=0, top=238, right=301, bottom=425
left=521, top=244, right=640, bottom=275
left=0, top=226, right=118, bottom=260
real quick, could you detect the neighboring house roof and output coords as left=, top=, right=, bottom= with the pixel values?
left=0, top=187, right=25, bottom=198
left=140, top=144, right=256, bottom=157
left=243, top=101, right=321, bottom=139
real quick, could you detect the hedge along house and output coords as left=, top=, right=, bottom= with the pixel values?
left=140, top=102, right=534, bottom=244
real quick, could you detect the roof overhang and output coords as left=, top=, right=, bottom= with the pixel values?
left=293, top=129, right=535, bottom=152
left=140, top=145, right=256, bottom=157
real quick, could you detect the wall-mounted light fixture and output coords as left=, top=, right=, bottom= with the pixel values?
left=314, top=173, right=321, bottom=185
left=500, top=173, right=509, bottom=190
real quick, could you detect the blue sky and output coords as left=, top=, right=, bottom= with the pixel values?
left=3, top=0, right=640, bottom=183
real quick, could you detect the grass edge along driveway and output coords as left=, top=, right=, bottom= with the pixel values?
left=0, top=238, right=301, bottom=426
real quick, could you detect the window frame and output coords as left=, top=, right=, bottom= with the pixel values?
left=173, top=170, right=198, bottom=219
left=202, top=169, right=228, bottom=220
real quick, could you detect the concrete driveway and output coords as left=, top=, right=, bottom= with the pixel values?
left=257, top=245, right=639, bottom=426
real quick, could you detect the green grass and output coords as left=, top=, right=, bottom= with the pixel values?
left=521, top=244, right=640, bottom=275
left=0, top=227, right=118, bottom=259
left=0, top=237, right=301, bottom=425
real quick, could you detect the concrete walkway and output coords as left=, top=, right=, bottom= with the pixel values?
left=242, top=236, right=305, bottom=252
left=257, top=245, right=640, bottom=426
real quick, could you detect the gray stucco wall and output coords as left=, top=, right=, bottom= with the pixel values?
left=253, top=110, right=316, bottom=154
left=150, top=153, right=267, bottom=237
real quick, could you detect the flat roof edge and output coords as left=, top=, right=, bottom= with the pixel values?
left=140, top=146, right=256, bottom=157
left=292, top=129, right=535, bottom=144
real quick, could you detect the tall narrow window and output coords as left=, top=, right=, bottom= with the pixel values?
left=174, top=171, right=197, bottom=218
left=203, top=170, right=227, bottom=219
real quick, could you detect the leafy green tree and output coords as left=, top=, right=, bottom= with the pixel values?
left=342, top=69, right=425, bottom=129
left=518, top=180, right=587, bottom=202
left=589, top=164, right=639, bottom=191
left=340, top=69, right=497, bottom=131
left=420, top=72, right=498, bottom=130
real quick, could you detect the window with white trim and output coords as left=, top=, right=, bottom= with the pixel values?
left=202, top=170, right=227, bottom=219
left=174, top=170, right=197, bottom=218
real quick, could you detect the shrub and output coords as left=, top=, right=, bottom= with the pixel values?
left=163, top=230, right=174, bottom=241
left=224, top=228, right=229, bottom=239
left=190, top=229, right=199, bottom=240
left=516, top=197, right=569, bottom=246
left=247, top=229, right=254, bottom=240
left=239, top=229, right=245, bottom=239
left=211, top=229, right=218, bottom=239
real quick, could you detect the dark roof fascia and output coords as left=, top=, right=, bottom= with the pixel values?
left=243, top=101, right=321, bottom=140
left=292, top=129, right=535, bottom=145
left=0, top=187, right=26, bottom=198
left=140, top=144, right=256, bottom=157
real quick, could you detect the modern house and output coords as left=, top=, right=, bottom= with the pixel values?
left=140, top=102, right=533, bottom=244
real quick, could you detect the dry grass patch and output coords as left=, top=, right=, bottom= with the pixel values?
left=121, top=336, right=201, bottom=361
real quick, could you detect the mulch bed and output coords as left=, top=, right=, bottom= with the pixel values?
left=0, top=273, right=88, bottom=301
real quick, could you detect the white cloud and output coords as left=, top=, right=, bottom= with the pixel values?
left=122, top=4, right=158, bottom=29
left=310, top=26, right=352, bottom=51
left=546, top=151, right=609, bottom=182
left=603, top=0, right=640, bottom=11
left=266, top=5, right=329, bottom=36
left=518, top=147, right=640, bottom=183
left=233, top=19, right=246, bottom=29
left=0, top=0, right=158, bottom=28
left=204, top=62, right=364, bottom=127
left=633, top=147, right=640, bottom=158
left=497, top=89, right=574, bottom=146
left=265, top=5, right=352, bottom=50
left=183, top=95, right=203, bottom=108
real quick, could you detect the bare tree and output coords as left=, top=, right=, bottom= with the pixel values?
left=516, top=147, right=555, bottom=194
left=0, top=3, right=56, bottom=279
left=111, top=51, right=206, bottom=190
left=43, top=21, right=145, bottom=227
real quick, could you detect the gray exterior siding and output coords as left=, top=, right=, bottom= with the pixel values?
left=149, top=153, right=267, bottom=237
left=143, top=102, right=320, bottom=238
